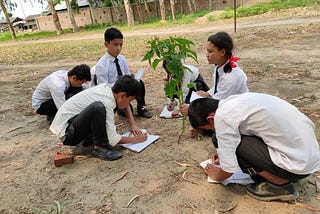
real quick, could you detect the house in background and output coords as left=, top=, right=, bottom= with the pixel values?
left=24, top=14, right=41, bottom=31
left=0, top=17, right=24, bottom=32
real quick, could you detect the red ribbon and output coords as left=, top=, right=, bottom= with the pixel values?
left=229, top=55, right=240, bottom=68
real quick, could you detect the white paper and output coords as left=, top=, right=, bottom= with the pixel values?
left=200, top=159, right=254, bottom=186
left=121, top=130, right=159, bottom=152
left=134, top=67, right=144, bottom=81
left=159, top=105, right=182, bottom=118
left=190, top=91, right=206, bottom=103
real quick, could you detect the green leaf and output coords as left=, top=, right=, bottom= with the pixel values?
left=187, top=82, right=197, bottom=90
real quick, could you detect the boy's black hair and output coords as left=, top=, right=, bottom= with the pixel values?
left=68, top=64, right=91, bottom=81
left=208, top=32, right=234, bottom=73
left=104, top=27, right=123, bottom=42
left=112, top=75, right=141, bottom=99
left=188, top=98, right=219, bottom=129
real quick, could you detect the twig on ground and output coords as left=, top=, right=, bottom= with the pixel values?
left=108, top=171, right=128, bottom=186
left=218, top=202, right=238, bottom=213
left=294, top=202, right=320, bottom=212
left=174, top=160, right=196, bottom=167
left=181, top=168, right=198, bottom=185
left=126, top=195, right=139, bottom=207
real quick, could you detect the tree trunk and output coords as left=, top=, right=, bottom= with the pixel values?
left=192, top=0, right=197, bottom=13
left=159, top=0, right=166, bottom=22
left=123, top=0, right=134, bottom=27
left=135, top=1, right=144, bottom=24
left=187, top=0, right=194, bottom=14
left=0, top=0, right=16, bottom=39
left=169, top=0, right=176, bottom=21
left=88, top=0, right=98, bottom=25
left=111, top=0, right=121, bottom=23
left=208, top=0, right=213, bottom=10
left=47, top=0, right=63, bottom=35
left=143, top=0, right=151, bottom=17
left=65, top=0, right=79, bottom=32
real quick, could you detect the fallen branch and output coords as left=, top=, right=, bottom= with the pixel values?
left=108, top=171, right=128, bottom=186
left=294, top=202, right=320, bottom=212
left=174, top=160, right=196, bottom=167
left=218, top=202, right=238, bottom=213
left=126, top=195, right=139, bottom=207
left=181, top=168, right=198, bottom=185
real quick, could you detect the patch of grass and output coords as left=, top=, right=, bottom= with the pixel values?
left=218, top=0, right=320, bottom=19
left=0, top=29, right=73, bottom=43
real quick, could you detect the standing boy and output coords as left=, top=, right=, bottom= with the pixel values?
left=32, top=64, right=91, bottom=122
left=94, top=27, right=152, bottom=121
left=188, top=93, right=320, bottom=201
left=50, top=75, right=147, bottom=161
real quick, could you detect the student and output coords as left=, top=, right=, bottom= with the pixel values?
left=32, top=64, right=91, bottom=122
left=50, top=75, right=148, bottom=161
left=180, top=31, right=248, bottom=115
left=162, top=60, right=209, bottom=109
left=94, top=27, right=152, bottom=119
left=188, top=93, right=320, bottom=201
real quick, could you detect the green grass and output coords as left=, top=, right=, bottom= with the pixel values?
left=213, top=0, right=320, bottom=19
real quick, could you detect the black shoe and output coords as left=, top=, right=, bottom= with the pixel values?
left=92, top=147, right=122, bottom=161
left=138, top=107, right=152, bottom=118
left=245, top=182, right=296, bottom=202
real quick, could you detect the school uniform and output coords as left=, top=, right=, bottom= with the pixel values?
left=207, top=60, right=249, bottom=100
left=50, top=84, right=121, bottom=147
left=214, top=92, right=320, bottom=180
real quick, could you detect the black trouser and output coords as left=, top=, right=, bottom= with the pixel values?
left=64, top=101, right=111, bottom=149
left=136, top=80, right=146, bottom=109
left=36, top=99, right=58, bottom=117
left=212, top=134, right=309, bottom=182
left=185, top=74, right=209, bottom=104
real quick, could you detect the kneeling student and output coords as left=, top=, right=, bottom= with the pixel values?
left=50, top=75, right=147, bottom=161
left=188, top=93, right=320, bottom=201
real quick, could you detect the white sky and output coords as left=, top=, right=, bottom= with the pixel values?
left=0, top=0, right=48, bottom=19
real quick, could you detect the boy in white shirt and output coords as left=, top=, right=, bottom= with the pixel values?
left=188, top=93, right=320, bottom=201
left=32, top=64, right=91, bottom=122
left=50, top=75, right=147, bottom=161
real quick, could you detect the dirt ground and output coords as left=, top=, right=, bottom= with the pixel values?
left=0, top=8, right=320, bottom=213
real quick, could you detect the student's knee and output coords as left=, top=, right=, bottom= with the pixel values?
left=90, top=101, right=106, bottom=114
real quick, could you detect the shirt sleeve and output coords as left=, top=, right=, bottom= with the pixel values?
left=215, top=116, right=242, bottom=173
left=181, top=70, right=192, bottom=102
left=105, top=105, right=122, bottom=146
left=95, top=62, right=109, bottom=85
left=49, top=81, right=66, bottom=109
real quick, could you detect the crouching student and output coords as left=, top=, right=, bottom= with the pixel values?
left=32, top=64, right=91, bottom=122
left=50, top=75, right=147, bottom=161
left=188, top=93, right=320, bottom=201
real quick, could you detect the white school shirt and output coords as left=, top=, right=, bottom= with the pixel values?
left=207, top=61, right=248, bottom=100
left=181, top=64, right=199, bottom=102
left=49, top=84, right=122, bottom=146
left=95, top=52, right=130, bottom=85
left=214, top=92, right=320, bottom=175
left=32, top=70, right=70, bottom=110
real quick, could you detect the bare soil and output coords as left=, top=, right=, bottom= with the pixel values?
left=0, top=8, right=320, bottom=213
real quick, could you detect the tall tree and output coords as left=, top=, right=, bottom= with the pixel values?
left=47, top=0, right=63, bottom=34
left=64, top=0, right=78, bottom=32
left=186, top=0, right=194, bottom=14
left=111, top=0, right=121, bottom=22
left=123, top=0, right=134, bottom=26
left=0, top=0, right=16, bottom=39
left=169, top=0, right=176, bottom=21
left=135, top=0, right=144, bottom=24
left=158, top=0, right=165, bottom=22
left=87, top=0, right=98, bottom=24
left=143, top=0, right=151, bottom=17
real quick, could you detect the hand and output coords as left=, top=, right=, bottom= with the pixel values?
left=204, top=163, right=221, bottom=180
left=211, top=152, right=220, bottom=165
left=171, top=110, right=181, bottom=118
left=132, top=133, right=148, bottom=143
left=179, top=104, right=188, bottom=115
left=130, top=124, right=142, bottom=136
left=196, top=90, right=209, bottom=97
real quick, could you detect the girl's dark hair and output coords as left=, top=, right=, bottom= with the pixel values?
left=68, top=64, right=91, bottom=81
left=112, top=75, right=141, bottom=99
left=104, top=27, right=123, bottom=42
left=208, top=32, right=234, bottom=73
left=188, top=98, right=219, bottom=129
